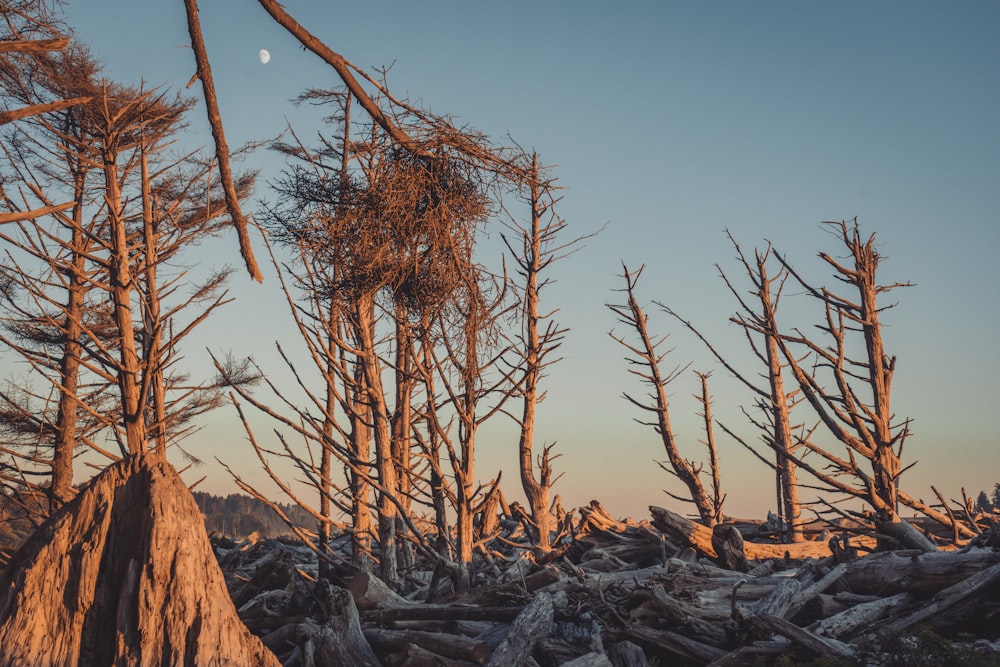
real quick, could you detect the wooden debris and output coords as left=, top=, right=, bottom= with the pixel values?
left=486, top=592, right=554, bottom=667
left=183, top=500, right=1000, bottom=666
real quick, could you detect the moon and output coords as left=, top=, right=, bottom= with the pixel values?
left=258, top=49, right=270, bottom=64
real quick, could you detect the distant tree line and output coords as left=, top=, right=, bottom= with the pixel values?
left=193, top=492, right=315, bottom=539
left=974, top=485, right=1000, bottom=514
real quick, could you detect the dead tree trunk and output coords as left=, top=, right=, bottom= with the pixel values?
left=0, top=452, right=279, bottom=666
left=608, top=265, right=721, bottom=525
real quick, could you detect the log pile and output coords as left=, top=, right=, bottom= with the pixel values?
left=212, top=501, right=1000, bottom=666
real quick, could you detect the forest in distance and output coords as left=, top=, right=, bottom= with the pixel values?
left=2, top=2, right=1000, bottom=666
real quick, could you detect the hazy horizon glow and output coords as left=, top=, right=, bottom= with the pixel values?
left=6, top=1, right=997, bottom=522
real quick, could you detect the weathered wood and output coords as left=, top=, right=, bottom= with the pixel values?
left=881, top=560, right=1000, bottom=634
left=0, top=97, right=91, bottom=126
left=486, top=592, right=554, bottom=667
left=521, top=564, right=564, bottom=591
left=785, top=562, right=847, bottom=619
left=747, top=577, right=800, bottom=618
left=623, top=624, right=727, bottom=664
left=351, top=571, right=414, bottom=610
left=752, top=614, right=855, bottom=661
left=712, top=523, right=749, bottom=572
left=294, top=581, right=380, bottom=666
left=386, top=641, right=483, bottom=667
left=363, top=604, right=524, bottom=624
left=840, top=548, right=1000, bottom=595
left=0, top=201, right=74, bottom=224
left=650, top=506, right=832, bottom=561
left=875, top=518, right=937, bottom=553
left=0, top=37, right=70, bottom=53
left=365, top=627, right=490, bottom=664
left=607, top=640, right=650, bottom=667
left=645, top=585, right=728, bottom=646
left=562, top=653, right=613, bottom=667
left=810, top=593, right=910, bottom=639
left=0, top=453, right=280, bottom=666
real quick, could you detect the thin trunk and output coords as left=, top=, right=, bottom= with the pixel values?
left=318, top=298, right=337, bottom=580
left=140, top=142, right=167, bottom=454
left=102, top=147, right=146, bottom=454
left=517, top=158, right=552, bottom=552
left=350, top=347, right=373, bottom=571
left=695, top=372, right=724, bottom=525
left=454, top=310, right=480, bottom=590
left=51, top=171, right=88, bottom=510
left=355, top=294, right=398, bottom=585
left=758, top=258, right=802, bottom=542
left=392, top=310, right=414, bottom=570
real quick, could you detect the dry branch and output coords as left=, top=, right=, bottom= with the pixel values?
left=0, top=96, right=91, bottom=125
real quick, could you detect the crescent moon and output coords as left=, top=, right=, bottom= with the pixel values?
left=258, top=49, right=271, bottom=64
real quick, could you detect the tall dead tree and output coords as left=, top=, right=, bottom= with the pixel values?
left=660, top=234, right=805, bottom=542
left=0, top=11, right=104, bottom=509
left=608, top=264, right=724, bottom=526
left=500, top=153, right=592, bottom=554
left=770, top=220, right=911, bottom=524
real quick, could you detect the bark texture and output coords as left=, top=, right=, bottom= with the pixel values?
left=0, top=452, right=279, bottom=667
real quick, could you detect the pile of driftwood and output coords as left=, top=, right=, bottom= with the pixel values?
left=212, top=502, right=1000, bottom=666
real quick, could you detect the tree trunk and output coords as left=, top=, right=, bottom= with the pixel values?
left=0, top=452, right=279, bottom=666
left=355, top=295, right=399, bottom=585
left=102, top=149, right=146, bottom=454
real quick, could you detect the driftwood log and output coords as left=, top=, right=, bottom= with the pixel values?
left=650, top=505, right=834, bottom=561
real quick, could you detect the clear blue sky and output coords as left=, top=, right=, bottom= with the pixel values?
left=47, top=1, right=1000, bottom=520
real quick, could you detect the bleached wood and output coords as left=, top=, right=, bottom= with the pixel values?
left=650, top=505, right=833, bottom=560
left=811, top=593, right=909, bottom=639
left=0, top=452, right=279, bottom=666
left=486, top=592, right=554, bottom=667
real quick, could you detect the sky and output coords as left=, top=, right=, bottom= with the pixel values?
left=22, top=1, right=1000, bottom=521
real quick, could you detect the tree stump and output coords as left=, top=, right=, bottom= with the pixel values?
left=0, top=452, right=280, bottom=667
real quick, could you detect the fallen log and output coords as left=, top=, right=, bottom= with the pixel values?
left=562, top=653, right=613, bottom=667
left=650, top=506, right=833, bottom=561
left=880, top=560, right=1000, bottom=635
left=486, top=592, right=554, bottom=667
left=365, top=627, right=490, bottom=664
left=810, top=593, right=910, bottom=640
left=622, top=624, right=727, bottom=664
left=350, top=571, right=415, bottom=610
left=840, top=547, right=1000, bottom=595
left=750, top=614, right=855, bottom=661
left=363, top=604, right=524, bottom=624
left=384, top=641, right=483, bottom=667
left=294, top=580, right=381, bottom=666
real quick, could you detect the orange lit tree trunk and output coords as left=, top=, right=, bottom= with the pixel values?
left=100, top=142, right=147, bottom=454
left=503, top=154, right=576, bottom=554
left=608, top=264, right=722, bottom=526
left=354, top=292, right=400, bottom=585
left=775, top=220, right=909, bottom=521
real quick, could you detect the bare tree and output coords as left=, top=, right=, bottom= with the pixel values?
left=768, top=221, right=909, bottom=521
left=608, top=264, right=724, bottom=526
left=0, top=42, right=255, bottom=508
left=660, top=234, right=805, bottom=541
left=499, top=153, right=594, bottom=554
